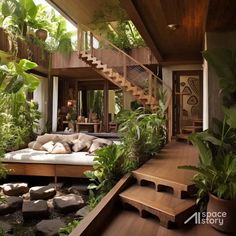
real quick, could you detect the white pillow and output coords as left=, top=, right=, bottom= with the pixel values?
left=42, top=141, right=54, bottom=152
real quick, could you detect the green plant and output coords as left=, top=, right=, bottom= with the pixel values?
left=178, top=48, right=236, bottom=207
left=202, top=48, right=236, bottom=127
left=117, top=104, right=166, bottom=166
left=90, top=3, right=145, bottom=50
left=179, top=118, right=236, bottom=208
left=59, top=220, right=81, bottom=236
left=85, top=144, right=128, bottom=208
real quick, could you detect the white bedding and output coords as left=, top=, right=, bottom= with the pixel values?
left=3, top=148, right=95, bottom=166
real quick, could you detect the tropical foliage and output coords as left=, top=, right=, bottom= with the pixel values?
left=90, top=3, right=145, bottom=50
left=85, top=90, right=167, bottom=209
left=0, top=59, right=40, bottom=154
left=85, top=144, right=128, bottom=207
left=179, top=48, right=236, bottom=208
left=0, top=0, right=75, bottom=55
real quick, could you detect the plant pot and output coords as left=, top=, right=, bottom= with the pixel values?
left=36, top=29, right=48, bottom=41
left=207, top=193, right=236, bottom=233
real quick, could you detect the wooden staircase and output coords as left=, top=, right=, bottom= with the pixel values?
left=78, top=50, right=157, bottom=110
left=118, top=142, right=199, bottom=229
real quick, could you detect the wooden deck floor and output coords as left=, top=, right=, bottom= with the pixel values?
left=133, top=141, right=199, bottom=187
left=71, top=141, right=227, bottom=236
left=100, top=209, right=227, bottom=236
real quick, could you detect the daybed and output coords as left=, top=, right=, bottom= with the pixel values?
left=2, top=133, right=115, bottom=182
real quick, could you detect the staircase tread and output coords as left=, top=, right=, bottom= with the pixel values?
left=119, top=185, right=195, bottom=217
left=132, top=142, right=198, bottom=187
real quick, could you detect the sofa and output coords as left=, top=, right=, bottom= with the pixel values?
left=3, top=133, right=114, bottom=182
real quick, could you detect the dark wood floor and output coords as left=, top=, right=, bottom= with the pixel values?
left=99, top=209, right=228, bottom=236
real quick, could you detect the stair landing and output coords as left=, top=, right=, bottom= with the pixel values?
left=132, top=142, right=198, bottom=198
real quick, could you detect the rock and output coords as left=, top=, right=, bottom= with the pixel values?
left=30, top=186, right=56, bottom=200
left=67, top=184, right=88, bottom=195
left=35, top=219, right=65, bottom=236
left=0, top=221, right=13, bottom=233
left=48, top=182, right=64, bottom=190
left=2, top=183, right=29, bottom=196
left=22, top=192, right=31, bottom=201
left=75, top=205, right=90, bottom=218
left=22, top=200, right=49, bottom=219
left=0, top=196, right=23, bottom=215
left=53, top=194, right=85, bottom=213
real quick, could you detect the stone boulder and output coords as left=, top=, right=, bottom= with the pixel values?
left=35, top=219, right=65, bottom=236
left=67, top=184, right=88, bottom=195
left=30, top=186, right=56, bottom=200
left=22, top=200, right=49, bottom=219
left=0, top=196, right=23, bottom=215
left=53, top=194, right=85, bottom=213
left=75, top=205, right=90, bottom=218
left=2, top=183, right=29, bottom=196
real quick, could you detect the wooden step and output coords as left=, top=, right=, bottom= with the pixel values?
left=132, top=142, right=198, bottom=199
left=119, top=185, right=196, bottom=228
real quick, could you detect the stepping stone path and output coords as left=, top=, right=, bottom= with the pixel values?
left=75, top=205, right=90, bottom=218
left=2, top=183, right=29, bottom=196
left=53, top=194, right=85, bottom=213
left=22, top=200, right=49, bottom=219
left=35, top=219, right=66, bottom=236
left=0, top=196, right=23, bottom=215
left=30, top=186, right=56, bottom=200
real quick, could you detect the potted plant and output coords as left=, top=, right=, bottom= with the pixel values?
left=179, top=48, right=236, bottom=233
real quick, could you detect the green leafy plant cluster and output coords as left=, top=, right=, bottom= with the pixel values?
left=179, top=48, right=236, bottom=207
left=59, top=220, right=81, bottom=236
left=0, top=0, right=75, bottom=55
left=85, top=144, right=129, bottom=206
left=90, top=3, right=145, bottom=50
left=85, top=90, right=167, bottom=209
left=0, top=58, right=40, bottom=154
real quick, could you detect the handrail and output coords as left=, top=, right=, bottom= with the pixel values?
left=78, top=24, right=172, bottom=91
left=77, top=23, right=172, bottom=110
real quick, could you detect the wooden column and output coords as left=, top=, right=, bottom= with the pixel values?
left=82, top=90, right=88, bottom=117
left=103, top=80, right=109, bottom=132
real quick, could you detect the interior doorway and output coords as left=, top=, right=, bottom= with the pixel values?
left=172, top=71, right=203, bottom=136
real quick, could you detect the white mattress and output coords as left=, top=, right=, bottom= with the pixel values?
left=3, top=148, right=94, bottom=166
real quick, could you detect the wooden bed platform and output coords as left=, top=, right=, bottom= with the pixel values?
left=4, top=162, right=93, bottom=183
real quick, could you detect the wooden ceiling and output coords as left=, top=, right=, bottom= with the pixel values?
left=120, top=0, right=208, bottom=64
left=48, top=0, right=236, bottom=65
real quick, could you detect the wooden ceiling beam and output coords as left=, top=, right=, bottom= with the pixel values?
left=120, top=0, right=163, bottom=63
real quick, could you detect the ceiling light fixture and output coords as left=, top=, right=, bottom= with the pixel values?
left=167, top=24, right=178, bottom=31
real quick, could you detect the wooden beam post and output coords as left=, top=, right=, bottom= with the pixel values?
left=103, top=80, right=109, bottom=132
left=90, top=32, right=94, bottom=56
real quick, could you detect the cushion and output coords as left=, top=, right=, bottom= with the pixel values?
left=89, top=142, right=105, bottom=153
left=72, top=140, right=87, bottom=152
left=28, top=141, right=35, bottom=149
left=93, top=138, right=113, bottom=146
left=32, top=134, right=58, bottom=150
left=50, top=142, right=71, bottom=154
left=78, top=133, right=96, bottom=142
left=59, top=134, right=79, bottom=143
left=42, top=141, right=55, bottom=153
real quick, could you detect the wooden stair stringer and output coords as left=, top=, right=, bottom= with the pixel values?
left=119, top=185, right=196, bottom=228
left=78, top=51, right=157, bottom=109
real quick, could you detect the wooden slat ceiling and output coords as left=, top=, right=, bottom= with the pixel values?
left=120, top=0, right=209, bottom=64
left=48, top=0, right=236, bottom=65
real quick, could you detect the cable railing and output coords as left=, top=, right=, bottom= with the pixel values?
left=77, top=24, right=172, bottom=110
